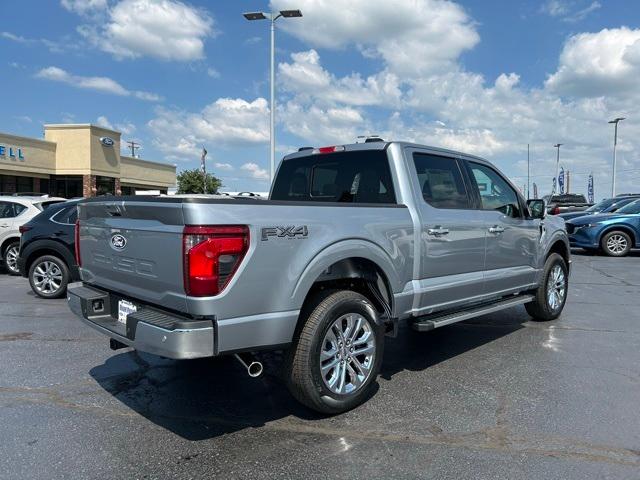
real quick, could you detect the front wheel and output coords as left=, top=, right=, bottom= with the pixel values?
left=526, top=253, right=568, bottom=321
left=3, top=241, right=20, bottom=275
left=285, top=290, right=385, bottom=414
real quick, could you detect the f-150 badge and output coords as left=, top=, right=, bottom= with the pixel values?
left=261, top=226, right=308, bottom=241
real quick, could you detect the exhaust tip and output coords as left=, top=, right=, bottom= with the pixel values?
left=234, top=353, right=264, bottom=378
left=247, top=361, right=263, bottom=378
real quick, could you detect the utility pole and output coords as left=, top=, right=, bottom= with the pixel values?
left=553, top=143, right=562, bottom=195
left=126, top=140, right=140, bottom=158
left=566, top=170, right=570, bottom=193
left=608, top=117, right=625, bottom=197
left=527, top=143, right=530, bottom=199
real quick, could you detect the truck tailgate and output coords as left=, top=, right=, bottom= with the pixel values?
left=78, top=201, right=188, bottom=312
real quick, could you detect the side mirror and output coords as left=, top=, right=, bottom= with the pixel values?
left=527, top=199, right=546, bottom=219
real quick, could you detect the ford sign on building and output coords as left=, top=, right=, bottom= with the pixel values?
left=0, top=124, right=176, bottom=197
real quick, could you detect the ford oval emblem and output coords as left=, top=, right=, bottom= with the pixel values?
left=100, top=137, right=115, bottom=147
left=110, top=233, right=127, bottom=251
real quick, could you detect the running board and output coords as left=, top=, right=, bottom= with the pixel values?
left=411, top=295, right=535, bottom=332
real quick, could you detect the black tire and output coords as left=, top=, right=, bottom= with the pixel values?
left=285, top=290, right=385, bottom=414
left=600, top=230, right=632, bottom=257
left=525, top=253, right=568, bottom=321
left=28, top=255, right=70, bottom=299
left=2, top=241, right=20, bottom=275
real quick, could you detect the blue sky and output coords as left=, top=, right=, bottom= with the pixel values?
left=1, top=0, right=639, bottom=196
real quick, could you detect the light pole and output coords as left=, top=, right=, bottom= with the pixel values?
left=608, top=117, right=625, bottom=197
left=243, top=9, right=303, bottom=184
left=553, top=143, right=562, bottom=195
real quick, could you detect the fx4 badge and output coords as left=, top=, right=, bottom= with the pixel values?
left=261, top=226, right=309, bottom=241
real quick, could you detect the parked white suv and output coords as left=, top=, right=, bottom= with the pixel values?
left=0, top=195, right=66, bottom=274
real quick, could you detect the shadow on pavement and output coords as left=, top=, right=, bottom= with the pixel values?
left=90, top=310, right=527, bottom=441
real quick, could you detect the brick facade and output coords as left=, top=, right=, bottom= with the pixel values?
left=82, top=174, right=96, bottom=197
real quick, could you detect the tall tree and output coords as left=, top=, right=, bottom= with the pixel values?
left=177, top=168, right=222, bottom=194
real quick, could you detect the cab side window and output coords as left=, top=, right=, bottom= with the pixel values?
left=468, top=162, right=520, bottom=217
left=412, top=153, right=471, bottom=209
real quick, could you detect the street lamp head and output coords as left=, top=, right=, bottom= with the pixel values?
left=608, top=117, right=626, bottom=124
left=243, top=11, right=268, bottom=21
left=554, top=143, right=563, bottom=148
left=280, top=9, right=302, bottom=17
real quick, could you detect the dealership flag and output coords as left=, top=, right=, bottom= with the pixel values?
left=588, top=173, right=594, bottom=203
left=533, top=182, right=538, bottom=199
left=558, top=167, right=565, bottom=194
left=552, top=177, right=556, bottom=194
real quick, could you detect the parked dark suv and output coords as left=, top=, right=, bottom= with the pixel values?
left=18, top=200, right=79, bottom=298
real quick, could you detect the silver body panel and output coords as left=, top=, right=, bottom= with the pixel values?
left=71, top=141, right=569, bottom=356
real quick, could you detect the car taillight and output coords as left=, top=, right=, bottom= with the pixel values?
left=74, top=219, right=81, bottom=266
left=19, top=225, right=32, bottom=234
left=552, top=206, right=560, bottom=215
left=183, top=225, right=249, bottom=297
left=312, top=145, right=346, bottom=154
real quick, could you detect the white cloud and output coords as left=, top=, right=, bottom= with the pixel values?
left=1, top=31, right=33, bottom=44
left=545, top=27, right=640, bottom=97
left=148, top=98, right=269, bottom=160
left=214, top=162, right=234, bottom=171
left=207, top=67, right=220, bottom=79
left=35, top=66, right=161, bottom=101
left=241, top=163, right=269, bottom=180
left=270, top=0, right=478, bottom=76
left=279, top=50, right=402, bottom=107
left=78, top=0, right=215, bottom=61
left=96, top=115, right=114, bottom=130
left=540, top=0, right=601, bottom=22
left=61, top=0, right=107, bottom=15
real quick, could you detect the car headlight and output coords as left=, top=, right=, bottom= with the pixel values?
left=575, top=223, right=599, bottom=230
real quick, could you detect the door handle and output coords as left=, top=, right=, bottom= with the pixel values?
left=0, top=224, right=9, bottom=228
left=488, top=225, right=505, bottom=234
left=427, top=227, right=450, bottom=236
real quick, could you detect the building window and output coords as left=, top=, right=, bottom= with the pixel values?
left=39, top=178, right=50, bottom=195
left=96, top=176, right=115, bottom=196
left=121, top=186, right=135, bottom=195
left=52, top=176, right=83, bottom=199
left=16, top=176, right=34, bottom=193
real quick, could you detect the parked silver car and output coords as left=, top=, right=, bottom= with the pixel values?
left=68, top=141, right=570, bottom=413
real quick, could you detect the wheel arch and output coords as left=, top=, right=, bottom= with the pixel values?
left=23, top=241, right=76, bottom=276
left=599, top=225, right=637, bottom=248
left=0, top=236, right=20, bottom=257
left=547, top=237, right=570, bottom=267
left=291, top=240, right=402, bottom=327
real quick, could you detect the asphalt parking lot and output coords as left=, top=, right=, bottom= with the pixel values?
left=1, top=252, right=639, bottom=479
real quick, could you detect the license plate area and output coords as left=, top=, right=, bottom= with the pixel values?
left=117, top=299, right=137, bottom=324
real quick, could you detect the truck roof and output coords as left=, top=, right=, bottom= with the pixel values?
left=282, top=140, right=488, bottom=164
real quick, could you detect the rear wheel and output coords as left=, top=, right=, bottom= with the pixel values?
left=526, top=253, right=568, bottom=321
left=3, top=241, right=20, bottom=275
left=28, top=255, right=70, bottom=299
left=285, top=290, right=384, bottom=414
left=601, top=231, right=631, bottom=257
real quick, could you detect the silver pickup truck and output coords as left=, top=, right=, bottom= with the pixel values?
left=68, top=141, right=570, bottom=413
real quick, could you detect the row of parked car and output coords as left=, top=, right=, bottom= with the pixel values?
left=554, top=194, right=640, bottom=257
left=0, top=195, right=78, bottom=298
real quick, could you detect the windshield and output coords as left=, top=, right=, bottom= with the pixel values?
left=585, top=198, right=617, bottom=212
left=617, top=200, right=640, bottom=214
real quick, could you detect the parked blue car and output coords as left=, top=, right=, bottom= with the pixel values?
left=566, top=199, right=640, bottom=256
left=558, top=195, right=640, bottom=221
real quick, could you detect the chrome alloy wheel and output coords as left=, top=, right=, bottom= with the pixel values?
left=606, top=234, right=628, bottom=255
left=320, top=313, right=376, bottom=395
left=546, top=264, right=566, bottom=311
left=32, top=261, right=64, bottom=295
left=4, top=245, right=19, bottom=273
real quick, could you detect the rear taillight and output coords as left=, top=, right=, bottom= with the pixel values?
left=183, top=225, right=249, bottom=297
left=552, top=206, right=560, bottom=215
left=19, top=225, right=32, bottom=234
left=74, top=219, right=81, bottom=266
left=312, top=145, right=345, bottom=154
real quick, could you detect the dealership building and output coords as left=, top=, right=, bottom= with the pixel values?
left=0, top=124, right=176, bottom=197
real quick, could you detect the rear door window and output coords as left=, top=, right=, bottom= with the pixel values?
left=412, top=153, right=471, bottom=209
left=0, top=202, right=26, bottom=218
left=271, top=150, right=396, bottom=204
